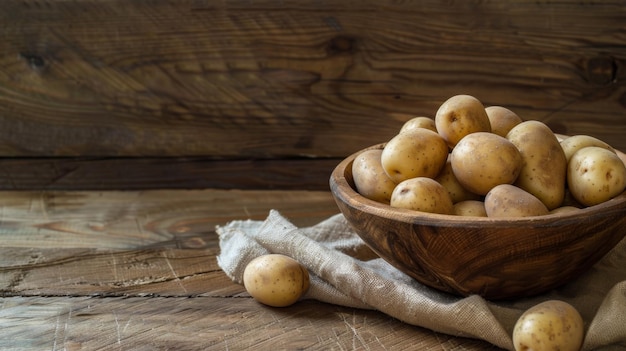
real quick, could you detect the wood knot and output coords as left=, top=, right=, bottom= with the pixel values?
left=585, top=56, right=617, bottom=85
left=327, top=36, right=356, bottom=55
left=19, top=52, right=46, bottom=71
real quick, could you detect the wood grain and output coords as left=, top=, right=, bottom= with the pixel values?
left=1, top=0, right=626, bottom=159
left=0, top=157, right=339, bottom=190
left=0, top=189, right=339, bottom=296
left=0, top=189, right=504, bottom=350
left=0, top=297, right=502, bottom=350
left=0, top=189, right=339, bottom=247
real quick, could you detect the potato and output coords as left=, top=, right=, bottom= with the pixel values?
left=434, top=156, right=482, bottom=203
left=484, top=184, right=549, bottom=217
left=560, top=134, right=615, bottom=163
left=452, top=200, right=487, bottom=217
left=390, top=177, right=453, bottom=214
left=549, top=206, right=581, bottom=215
left=567, top=146, right=626, bottom=206
left=485, top=105, right=523, bottom=137
left=507, top=121, right=567, bottom=210
left=450, top=132, right=523, bottom=195
left=352, top=149, right=397, bottom=204
left=399, top=116, right=438, bottom=133
left=435, top=94, right=491, bottom=148
left=381, top=128, right=449, bottom=183
left=513, top=300, right=584, bottom=351
left=243, top=254, right=310, bottom=307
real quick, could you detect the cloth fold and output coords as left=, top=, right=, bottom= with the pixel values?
left=216, top=210, right=626, bottom=350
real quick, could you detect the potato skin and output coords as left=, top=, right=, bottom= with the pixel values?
left=435, top=157, right=482, bottom=203
left=567, top=146, right=626, bottom=206
left=506, top=121, right=567, bottom=210
left=484, top=184, right=549, bottom=217
left=390, top=177, right=453, bottom=214
left=513, top=300, right=584, bottom=351
left=485, top=105, right=523, bottom=137
left=243, top=254, right=310, bottom=307
left=435, top=94, right=492, bottom=148
left=452, top=200, right=487, bottom=217
left=560, top=134, right=615, bottom=163
left=450, top=132, right=523, bottom=195
left=352, top=149, right=397, bottom=204
left=400, top=116, right=438, bottom=133
left=549, top=205, right=581, bottom=215
left=381, top=129, right=449, bottom=183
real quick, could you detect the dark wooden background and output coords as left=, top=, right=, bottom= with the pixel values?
left=1, top=2, right=625, bottom=349
left=1, top=0, right=625, bottom=190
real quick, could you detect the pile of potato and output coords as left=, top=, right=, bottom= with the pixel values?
left=352, top=94, right=626, bottom=217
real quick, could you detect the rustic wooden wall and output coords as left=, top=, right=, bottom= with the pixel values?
left=1, top=0, right=625, bottom=190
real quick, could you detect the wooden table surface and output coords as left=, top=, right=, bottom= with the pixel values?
left=0, top=189, right=504, bottom=350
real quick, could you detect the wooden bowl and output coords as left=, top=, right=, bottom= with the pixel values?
left=329, top=143, right=626, bottom=300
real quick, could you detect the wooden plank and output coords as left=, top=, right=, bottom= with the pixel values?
left=0, top=190, right=338, bottom=296
left=0, top=189, right=339, bottom=249
left=0, top=157, right=339, bottom=190
left=0, top=296, right=503, bottom=350
left=0, top=248, right=235, bottom=297
left=0, top=189, right=505, bottom=350
left=1, top=0, right=625, bottom=158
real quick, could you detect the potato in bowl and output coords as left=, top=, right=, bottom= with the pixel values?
left=329, top=143, right=626, bottom=299
left=329, top=94, right=626, bottom=299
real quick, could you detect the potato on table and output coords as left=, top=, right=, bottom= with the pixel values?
left=243, top=254, right=310, bottom=307
left=513, top=300, right=584, bottom=351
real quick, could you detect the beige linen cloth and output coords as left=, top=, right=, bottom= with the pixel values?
left=216, top=210, right=626, bottom=350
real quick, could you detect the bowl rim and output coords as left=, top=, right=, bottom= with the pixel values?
left=330, top=142, right=626, bottom=227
